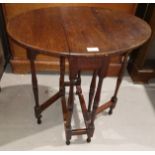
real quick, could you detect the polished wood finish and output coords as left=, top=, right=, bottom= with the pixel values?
left=3, top=3, right=137, bottom=21
left=108, top=52, right=129, bottom=114
left=7, top=7, right=151, bottom=145
left=7, top=7, right=150, bottom=57
left=26, top=50, right=42, bottom=124
left=3, top=3, right=137, bottom=74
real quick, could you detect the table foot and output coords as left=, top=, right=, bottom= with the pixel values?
left=34, top=106, right=42, bottom=124
left=108, top=109, right=113, bottom=115
left=86, top=137, right=91, bottom=143
left=66, top=140, right=70, bottom=145
left=108, top=96, right=117, bottom=115
left=37, top=118, right=42, bottom=124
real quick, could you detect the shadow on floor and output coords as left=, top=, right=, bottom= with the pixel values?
left=0, top=84, right=98, bottom=149
left=0, top=84, right=66, bottom=148
left=1, top=73, right=155, bottom=150
left=144, top=84, right=155, bottom=112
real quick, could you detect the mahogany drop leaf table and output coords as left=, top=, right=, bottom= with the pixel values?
left=7, top=7, right=151, bottom=145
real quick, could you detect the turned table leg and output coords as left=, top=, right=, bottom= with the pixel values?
left=87, top=57, right=110, bottom=141
left=88, top=70, right=97, bottom=112
left=27, top=49, right=42, bottom=124
left=109, top=52, right=129, bottom=115
left=65, top=74, right=75, bottom=145
left=87, top=76, right=104, bottom=142
left=59, top=56, right=67, bottom=121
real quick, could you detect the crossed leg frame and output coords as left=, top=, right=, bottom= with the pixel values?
left=27, top=49, right=129, bottom=145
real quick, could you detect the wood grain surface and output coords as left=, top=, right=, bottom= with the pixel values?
left=7, top=7, right=151, bottom=57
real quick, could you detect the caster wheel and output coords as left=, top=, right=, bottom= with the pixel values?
left=87, top=138, right=91, bottom=143
left=66, top=140, right=70, bottom=145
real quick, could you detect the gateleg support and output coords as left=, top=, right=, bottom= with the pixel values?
left=108, top=52, right=129, bottom=115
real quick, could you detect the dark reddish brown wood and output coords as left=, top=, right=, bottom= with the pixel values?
left=3, top=4, right=137, bottom=74
left=88, top=56, right=110, bottom=140
left=26, top=49, right=42, bottom=124
left=72, top=128, right=87, bottom=135
left=108, top=52, right=129, bottom=114
left=59, top=56, right=68, bottom=121
left=65, top=64, right=75, bottom=145
left=10, top=58, right=122, bottom=76
left=7, top=7, right=151, bottom=58
left=7, top=7, right=151, bottom=145
left=76, top=85, right=89, bottom=125
left=95, top=53, right=129, bottom=115
left=3, top=4, right=137, bottom=22
left=96, top=100, right=113, bottom=114
left=40, top=91, right=61, bottom=112
left=65, top=56, right=111, bottom=143
left=88, top=71, right=97, bottom=112
left=27, top=48, right=62, bottom=124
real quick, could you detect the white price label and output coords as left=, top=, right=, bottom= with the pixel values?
left=87, top=47, right=99, bottom=52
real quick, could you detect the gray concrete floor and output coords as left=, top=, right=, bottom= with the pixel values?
left=0, top=68, right=155, bottom=150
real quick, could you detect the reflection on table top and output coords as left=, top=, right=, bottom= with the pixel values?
left=7, top=7, right=151, bottom=57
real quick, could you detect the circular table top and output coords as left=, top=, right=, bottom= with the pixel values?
left=7, top=7, right=151, bottom=57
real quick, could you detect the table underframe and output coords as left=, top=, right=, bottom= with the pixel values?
left=27, top=49, right=129, bottom=145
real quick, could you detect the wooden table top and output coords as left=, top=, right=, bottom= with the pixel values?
left=7, top=7, right=151, bottom=57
